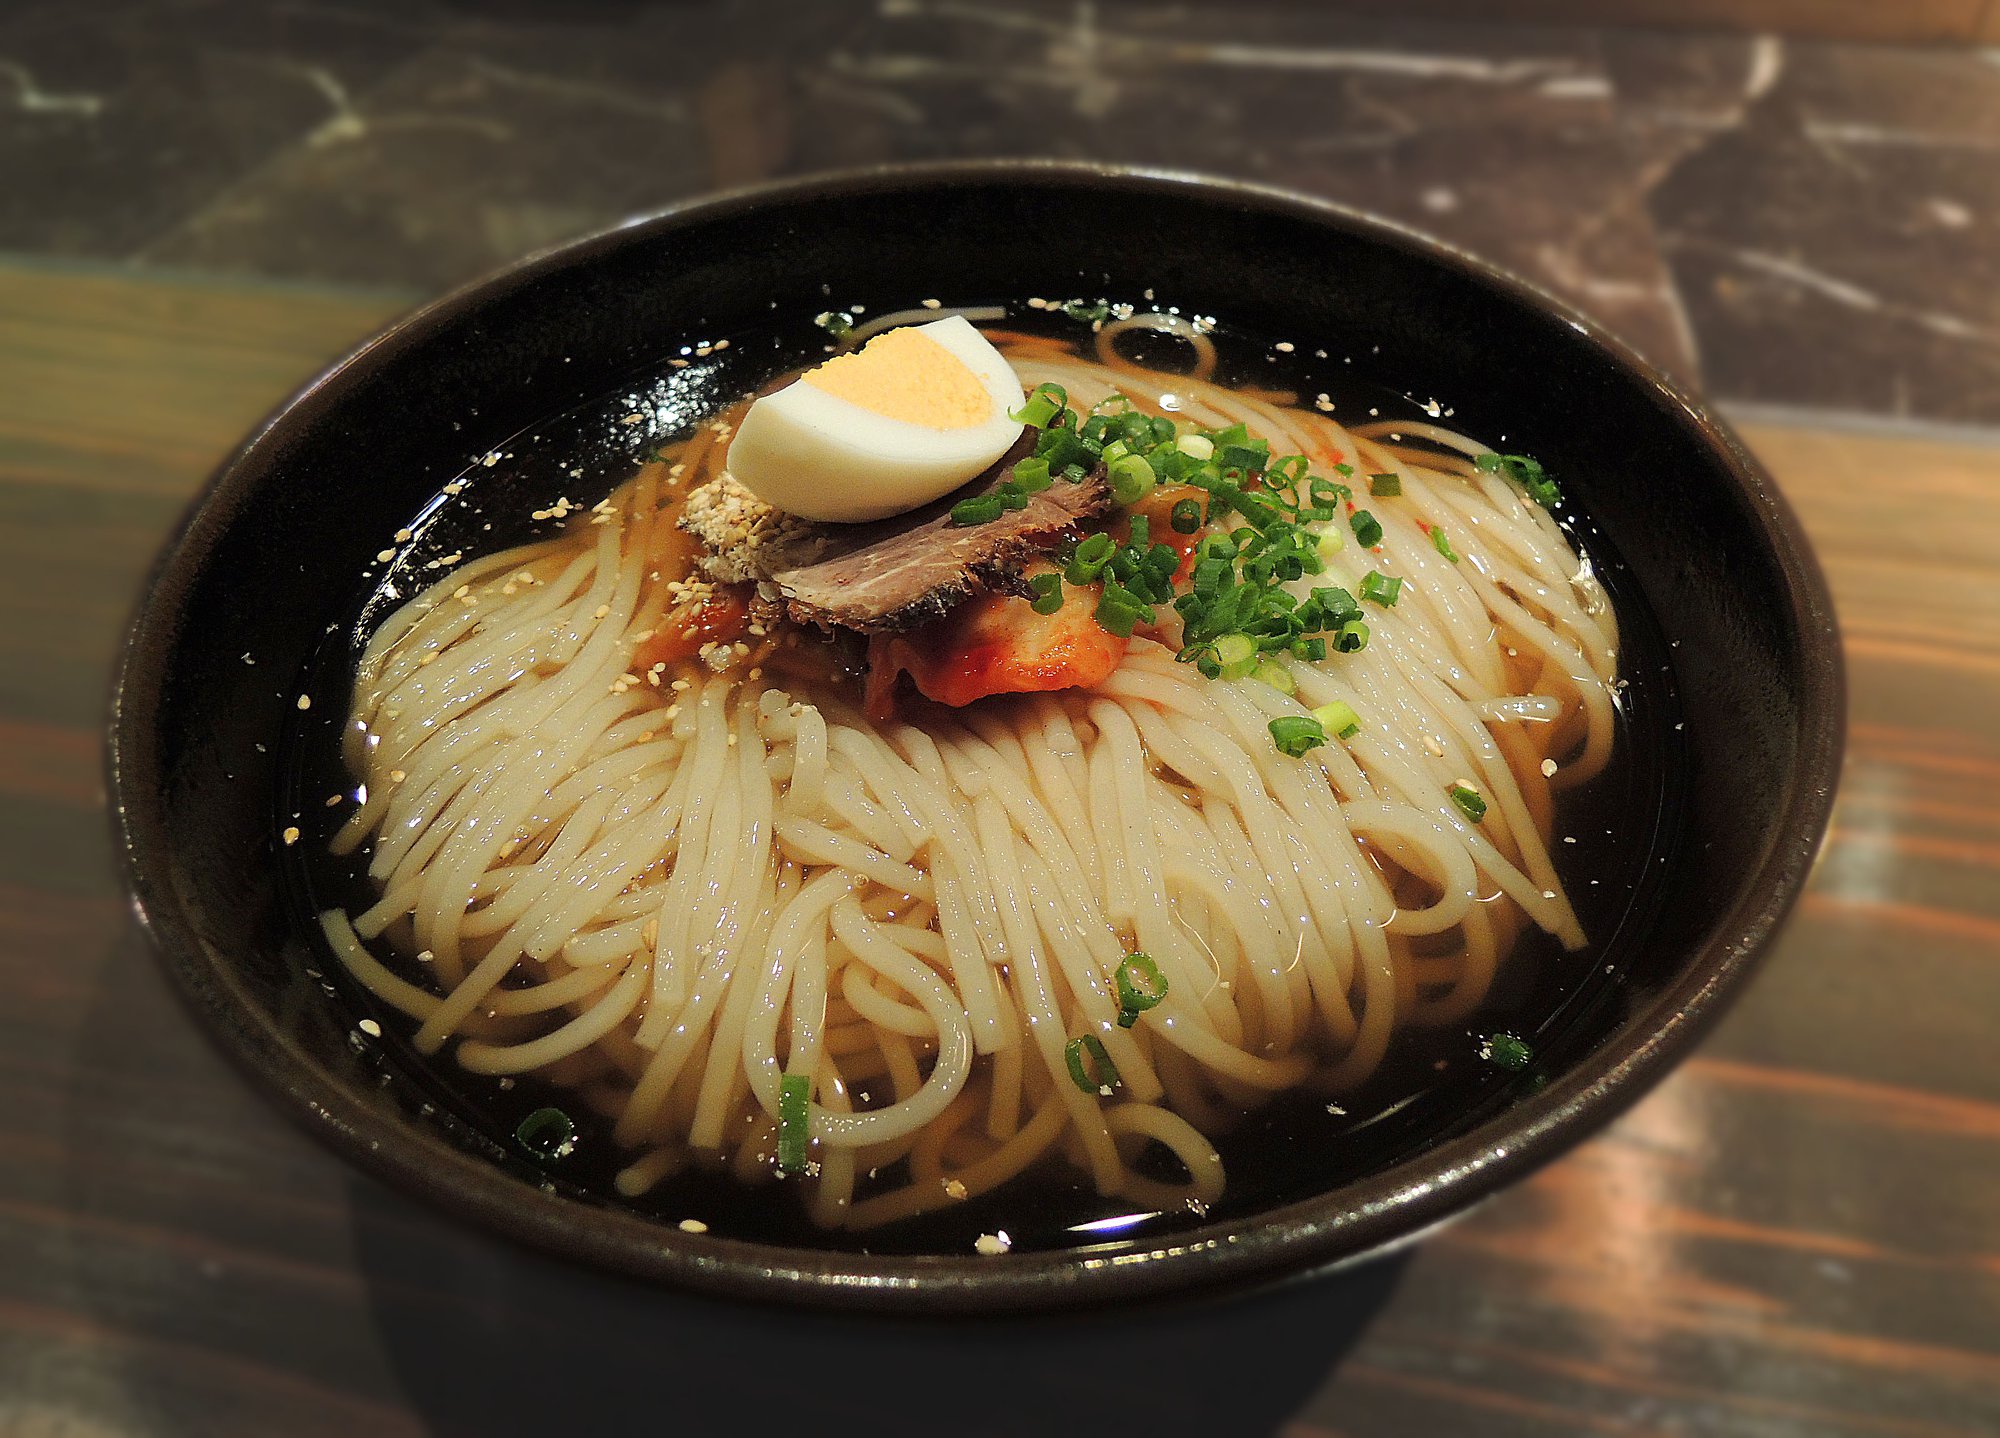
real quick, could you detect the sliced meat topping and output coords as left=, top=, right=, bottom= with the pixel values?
left=681, top=438, right=1111, bottom=634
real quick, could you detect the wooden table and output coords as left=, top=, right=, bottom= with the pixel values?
left=5, top=262, right=1996, bottom=1437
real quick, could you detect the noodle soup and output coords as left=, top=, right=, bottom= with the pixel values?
left=281, top=304, right=1682, bottom=1255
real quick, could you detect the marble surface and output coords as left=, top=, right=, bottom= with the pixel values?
left=5, top=0, right=2000, bottom=423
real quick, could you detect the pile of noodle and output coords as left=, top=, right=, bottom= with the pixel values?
left=321, top=315, right=1618, bottom=1230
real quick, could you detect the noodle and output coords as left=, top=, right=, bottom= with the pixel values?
left=323, top=323, right=1619, bottom=1229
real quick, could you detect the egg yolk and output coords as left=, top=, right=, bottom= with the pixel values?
left=802, top=328, right=993, bottom=430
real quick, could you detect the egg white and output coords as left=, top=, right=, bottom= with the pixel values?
left=725, top=315, right=1026, bottom=523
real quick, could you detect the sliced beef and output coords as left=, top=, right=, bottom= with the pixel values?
left=681, top=437, right=1111, bottom=634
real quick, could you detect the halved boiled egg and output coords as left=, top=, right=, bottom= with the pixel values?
left=725, top=315, right=1025, bottom=523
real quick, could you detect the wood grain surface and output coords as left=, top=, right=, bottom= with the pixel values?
left=2, top=263, right=1996, bottom=1438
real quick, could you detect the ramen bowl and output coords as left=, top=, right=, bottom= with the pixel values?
left=108, top=162, right=1841, bottom=1313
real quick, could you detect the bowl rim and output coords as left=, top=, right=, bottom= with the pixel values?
left=107, top=157, right=1845, bottom=1314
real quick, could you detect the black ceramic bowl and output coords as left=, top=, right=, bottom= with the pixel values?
left=109, top=162, right=1841, bottom=1313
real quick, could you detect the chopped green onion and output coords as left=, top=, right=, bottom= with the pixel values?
left=813, top=310, right=854, bottom=341
left=777, top=1073, right=811, bottom=1174
left=996, top=480, right=1029, bottom=512
left=949, top=494, right=1003, bottom=527
left=515, top=1106, right=575, bottom=1158
left=1213, top=632, right=1259, bottom=681
left=1067, top=532, right=1114, bottom=584
left=1108, top=453, right=1155, bottom=505
left=1333, top=619, right=1370, bottom=654
left=1268, top=715, right=1328, bottom=757
left=1065, top=1034, right=1120, bottom=1093
left=1359, top=570, right=1403, bottom=607
left=1431, top=527, right=1460, bottom=563
left=1061, top=299, right=1111, bottom=325
left=1094, top=583, right=1153, bottom=638
left=1350, top=510, right=1383, bottom=548
left=1115, top=953, right=1169, bottom=1027
left=1177, top=433, right=1214, bottom=461
left=1312, top=700, right=1362, bottom=739
left=1028, top=572, right=1064, bottom=615
left=1253, top=659, right=1296, bottom=695
left=1477, top=451, right=1561, bottom=509
left=1449, top=782, right=1488, bottom=823
left=1484, top=1032, right=1534, bottom=1071
left=1012, top=457, right=1053, bottom=493
left=1218, top=438, right=1271, bottom=473
left=1368, top=472, right=1402, bottom=497
left=1011, top=382, right=1068, bottom=428
left=1317, top=526, right=1344, bottom=558
left=1170, top=498, right=1204, bottom=534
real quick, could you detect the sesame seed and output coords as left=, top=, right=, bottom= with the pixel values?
left=1541, top=758, right=1559, bottom=777
left=974, top=1232, right=1011, bottom=1256
left=296, top=695, right=312, bottom=711
left=593, top=604, right=611, bottom=619
left=679, top=1218, right=708, bottom=1234
left=921, top=298, right=942, bottom=309
left=943, top=1178, right=968, bottom=1200
left=1275, top=341, right=1295, bottom=353
left=282, top=826, right=301, bottom=845
left=376, top=548, right=396, bottom=563
left=358, top=1018, right=382, bottom=1037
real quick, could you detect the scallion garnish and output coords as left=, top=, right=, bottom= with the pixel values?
left=1449, top=782, right=1488, bottom=823
left=1028, top=572, right=1064, bottom=615
left=1368, top=472, right=1402, bottom=497
left=1476, top=451, right=1561, bottom=509
left=1067, top=531, right=1114, bottom=584
left=1012, top=457, right=1053, bottom=493
left=1431, top=527, right=1460, bottom=563
left=1108, top=452, right=1155, bottom=505
left=1253, top=658, right=1296, bottom=695
left=1483, top=1032, right=1534, bottom=1070
left=1213, top=632, right=1259, bottom=681
left=1013, top=384, right=1388, bottom=756
left=1065, top=1034, right=1120, bottom=1093
left=777, top=1072, right=811, bottom=1174
left=813, top=310, right=853, bottom=341
left=1011, top=382, right=1069, bottom=428
left=1061, top=298, right=1111, bottom=325
left=1359, top=570, right=1402, bottom=607
left=948, top=494, right=1003, bottom=527
left=1114, top=953, right=1168, bottom=1026
left=1268, top=715, right=1328, bottom=758
left=1312, top=700, right=1362, bottom=739
left=515, top=1106, right=575, bottom=1159
left=1094, top=582, right=1153, bottom=639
